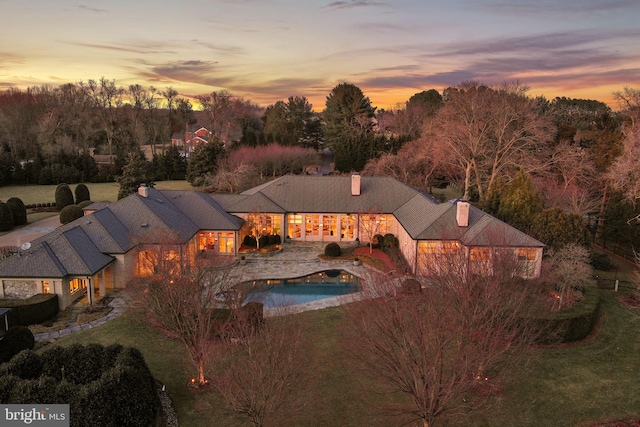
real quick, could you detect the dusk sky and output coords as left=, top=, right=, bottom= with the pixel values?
left=2, top=0, right=639, bottom=110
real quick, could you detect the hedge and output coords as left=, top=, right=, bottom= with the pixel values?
left=0, top=344, right=160, bottom=427
left=0, top=293, right=59, bottom=326
left=535, top=285, right=601, bottom=344
left=0, top=326, right=35, bottom=364
left=6, top=197, right=27, bottom=226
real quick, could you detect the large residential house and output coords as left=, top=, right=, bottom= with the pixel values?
left=0, top=175, right=544, bottom=310
left=171, top=125, right=212, bottom=156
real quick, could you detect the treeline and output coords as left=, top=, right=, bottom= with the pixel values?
left=1, top=79, right=639, bottom=255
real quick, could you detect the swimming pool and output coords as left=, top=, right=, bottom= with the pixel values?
left=243, top=269, right=361, bottom=307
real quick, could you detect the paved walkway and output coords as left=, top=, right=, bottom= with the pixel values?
left=0, top=215, right=60, bottom=248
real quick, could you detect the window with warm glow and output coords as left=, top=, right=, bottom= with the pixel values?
left=219, top=232, right=235, bottom=253
left=287, top=214, right=303, bottom=239
left=517, top=249, right=537, bottom=261
left=42, top=281, right=51, bottom=294
left=340, top=214, right=356, bottom=239
left=323, top=215, right=338, bottom=237
left=470, top=248, right=490, bottom=261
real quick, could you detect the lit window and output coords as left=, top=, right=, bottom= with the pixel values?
left=518, top=249, right=537, bottom=261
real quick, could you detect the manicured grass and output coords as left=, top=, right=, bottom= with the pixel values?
left=50, top=284, right=640, bottom=426
left=0, top=180, right=195, bottom=206
left=46, top=252, right=640, bottom=425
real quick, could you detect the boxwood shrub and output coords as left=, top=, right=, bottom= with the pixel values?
left=324, top=242, right=341, bottom=257
left=0, top=344, right=160, bottom=427
left=1, top=293, right=59, bottom=326
left=535, top=285, right=601, bottom=344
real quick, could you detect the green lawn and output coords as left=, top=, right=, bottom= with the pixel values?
left=0, top=180, right=196, bottom=206
left=51, top=265, right=640, bottom=426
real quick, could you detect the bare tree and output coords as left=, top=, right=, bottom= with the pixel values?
left=426, top=81, right=553, bottom=200
left=547, top=243, right=596, bottom=310
left=344, top=247, right=544, bottom=426
left=209, top=310, right=313, bottom=427
left=134, top=248, right=238, bottom=386
left=86, top=78, right=125, bottom=166
left=607, top=121, right=640, bottom=206
left=358, top=207, right=382, bottom=254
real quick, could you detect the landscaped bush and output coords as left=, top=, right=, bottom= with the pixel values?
left=324, top=242, right=342, bottom=257
left=268, top=234, right=282, bottom=246
left=0, top=326, right=35, bottom=364
left=382, top=233, right=399, bottom=251
left=6, top=197, right=27, bottom=226
left=372, top=234, right=385, bottom=249
left=0, top=344, right=160, bottom=427
left=0, top=201, right=14, bottom=231
left=242, top=235, right=257, bottom=247
left=77, top=200, right=93, bottom=209
left=60, top=204, right=84, bottom=224
left=258, top=235, right=270, bottom=249
left=590, top=251, right=613, bottom=271
left=74, top=183, right=91, bottom=204
left=55, top=183, right=74, bottom=211
left=536, top=285, right=601, bottom=344
left=1, top=293, right=59, bottom=326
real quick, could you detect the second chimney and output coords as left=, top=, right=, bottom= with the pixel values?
left=456, top=200, right=469, bottom=227
left=138, top=184, right=149, bottom=198
left=351, top=174, right=361, bottom=196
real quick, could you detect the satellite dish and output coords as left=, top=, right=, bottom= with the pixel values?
left=20, top=242, right=31, bottom=251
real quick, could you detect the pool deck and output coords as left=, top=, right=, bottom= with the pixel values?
left=34, top=241, right=387, bottom=341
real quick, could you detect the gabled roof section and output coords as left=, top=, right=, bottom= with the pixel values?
left=223, top=192, right=286, bottom=214
left=109, top=188, right=199, bottom=244
left=235, top=175, right=423, bottom=214
left=161, top=190, right=244, bottom=230
left=412, top=202, right=544, bottom=247
left=50, top=227, right=114, bottom=275
left=393, top=194, right=448, bottom=238
left=0, top=227, right=114, bottom=278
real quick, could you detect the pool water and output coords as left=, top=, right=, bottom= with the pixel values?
left=243, top=270, right=361, bottom=307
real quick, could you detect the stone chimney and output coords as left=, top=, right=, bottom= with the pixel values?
left=351, top=174, right=361, bottom=196
left=138, top=184, right=149, bottom=198
left=456, top=200, right=469, bottom=227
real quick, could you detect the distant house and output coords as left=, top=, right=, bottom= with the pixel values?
left=0, top=175, right=544, bottom=310
left=172, top=125, right=212, bottom=156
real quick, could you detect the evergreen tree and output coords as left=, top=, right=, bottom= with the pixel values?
left=323, top=83, right=377, bottom=172
left=530, top=207, right=588, bottom=250
left=74, top=183, right=91, bottom=204
left=117, top=152, right=154, bottom=199
left=186, top=141, right=225, bottom=187
left=6, top=197, right=27, bottom=226
left=55, top=183, right=74, bottom=211
left=163, top=145, right=187, bottom=180
left=0, top=201, right=13, bottom=231
left=496, top=170, right=542, bottom=232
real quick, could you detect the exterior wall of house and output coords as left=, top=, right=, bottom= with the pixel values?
left=196, top=231, right=239, bottom=255
left=397, top=225, right=418, bottom=274
left=111, top=252, right=138, bottom=288
left=357, top=214, right=397, bottom=244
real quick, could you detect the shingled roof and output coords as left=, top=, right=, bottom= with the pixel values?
left=233, top=175, right=429, bottom=214
left=0, top=227, right=114, bottom=278
left=161, top=190, right=244, bottom=230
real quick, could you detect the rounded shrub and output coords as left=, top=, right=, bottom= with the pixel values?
left=372, top=234, right=384, bottom=249
left=74, top=183, right=91, bottom=204
left=324, top=242, right=342, bottom=257
left=590, top=251, right=612, bottom=271
left=6, top=350, right=42, bottom=380
left=6, top=197, right=27, bottom=226
left=77, top=200, right=94, bottom=209
left=243, top=235, right=257, bottom=247
left=0, top=201, right=14, bottom=232
left=60, top=204, right=84, bottom=224
left=0, top=326, right=35, bottom=364
left=55, top=183, right=74, bottom=211
left=382, top=233, right=399, bottom=250
left=258, top=235, right=271, bottom=248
